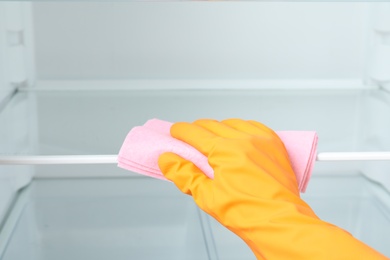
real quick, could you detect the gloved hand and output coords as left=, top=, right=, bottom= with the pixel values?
left=158, top=119, right=388, bottom=260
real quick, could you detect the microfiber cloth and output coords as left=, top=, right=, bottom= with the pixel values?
left=118, top=119, right=318, bottom=193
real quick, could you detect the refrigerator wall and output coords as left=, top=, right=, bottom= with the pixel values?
left=32, top=2, right=368, bottom=81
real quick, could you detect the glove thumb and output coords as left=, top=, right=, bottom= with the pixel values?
left=158, top=152, right=212, bottom=198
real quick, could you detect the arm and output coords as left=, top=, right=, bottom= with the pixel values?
left=158, top=119, right=388, bottom=260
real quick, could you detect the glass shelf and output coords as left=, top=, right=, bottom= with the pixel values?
left=0, top=87, right=375, bottom=157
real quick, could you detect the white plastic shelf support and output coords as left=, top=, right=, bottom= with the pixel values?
left=1, top=153, right=390, bottom=165
left=4, top=2, right=27, bottom=85
left=369, top=3, right=390, bottom=89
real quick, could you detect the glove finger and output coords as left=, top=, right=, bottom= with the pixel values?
left=194, top=119, right=247, bottom=139
left=246, top=120, right=289, bottom=154
left=223, top=119, right=293, bottom=175
left=158, top=152, right=212, bottom=199
left=248, top=120, right=280, bottom=139
left=223, top=119, right=287, bottom=153
left=170, top=122, right=218, bottom=156
left=222, top=118, right=278, bottom=139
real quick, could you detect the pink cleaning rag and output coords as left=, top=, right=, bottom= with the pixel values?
left=118, top=119, right=318, bottom=192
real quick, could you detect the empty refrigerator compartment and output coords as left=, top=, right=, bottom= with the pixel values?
left=0, top=178, right=211, bottom=260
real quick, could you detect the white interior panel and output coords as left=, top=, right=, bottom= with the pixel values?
left=33, top=2, right=368, bottom=80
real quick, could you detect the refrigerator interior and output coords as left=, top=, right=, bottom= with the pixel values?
left=1, top=2, right=390, bottom=259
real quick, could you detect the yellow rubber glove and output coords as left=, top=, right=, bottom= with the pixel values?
left=158, top=119, right=388, bottom=260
